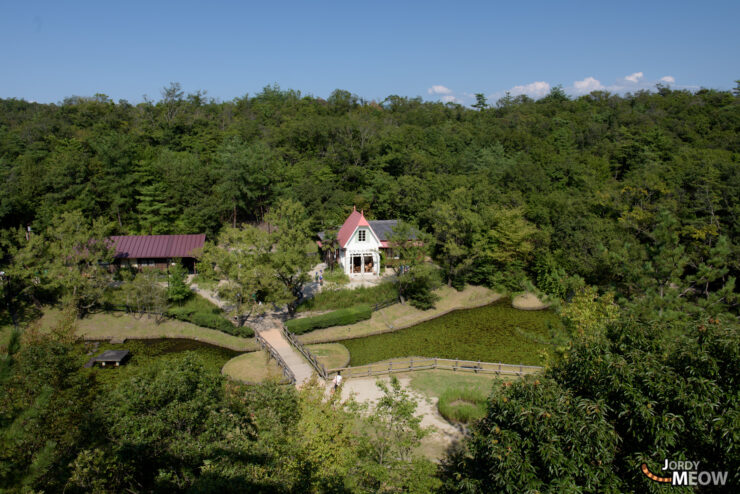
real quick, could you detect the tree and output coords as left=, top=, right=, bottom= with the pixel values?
left=472, top=93, right=488, bottom=111
left=213, top=138, right=278, bottom=226
left=44, top=211, right=114, bottom=316
left=355, top=377, right=439, bottom=493
left=0, top=318, right=98, bottom=492
left=386, top=221, right=438, bottom=308
left=166, top=263, right=192, bottom=304
left=264, top=199, right=317, bottom=316
left=441, top=313, right=740, bottom=493
left=470, top=207, right=539, bottom=291
left=120, top=270, right=168, bottom=321
left=426, top=188, right=482, bottom=288
left=198, top=226, right=276, bottom=326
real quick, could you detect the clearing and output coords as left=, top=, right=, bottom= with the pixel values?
left=336, top=369, right=505, bottom=460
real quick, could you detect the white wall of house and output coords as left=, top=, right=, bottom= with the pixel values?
left=341, top=227, right=381, bottom=276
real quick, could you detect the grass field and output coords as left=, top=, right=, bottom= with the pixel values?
left=408, top=369, right=503, bottom=399
left=86, top=338, right=239, bottom=388
left=297, top=281, right=397, bottom=312
left=306, top=343, right=350, bottom=369
left=221, top=351, right=286, bottom=383
left=298, top=285, right=501, bottom=344
left=341, top=299, right=561, bottom=366
left=39, top=308, right=258, bottom=352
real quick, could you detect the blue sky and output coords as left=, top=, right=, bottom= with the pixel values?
left=1, top=0, right=738, bottom=105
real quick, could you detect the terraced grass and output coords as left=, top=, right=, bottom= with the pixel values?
left=342, top=299, right=561, bottom=366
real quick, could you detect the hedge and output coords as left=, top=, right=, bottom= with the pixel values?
left=286, top=304, right=372, bottom=334
left=167, top=307, right=254, bottom=338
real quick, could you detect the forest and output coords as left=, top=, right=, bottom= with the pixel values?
left=0, top=82, right=738, bottom=492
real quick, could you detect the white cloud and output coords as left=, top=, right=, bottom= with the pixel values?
left=509, top=81, right=550, bottom=98
left=427, top=85, right=452, bottom=95
left=441, top=95, right=460, bottom=103
left=625, top=72, right=644, bottom=83
left=573, top=76, right=604, bottom=94
left=660, top=75, right=675, bottom=84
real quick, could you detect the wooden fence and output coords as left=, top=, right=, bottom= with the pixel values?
left=255, top=331, right=296, bottom=384
left=371, top=298, right=398, bottom=312
left=281, top=324, right=328, bottom=379
left=328, top=357, right=543, bottom=379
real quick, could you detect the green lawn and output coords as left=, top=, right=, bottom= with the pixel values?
left=408, top=369, right=503, bottom=399
left=221, top=351, right=286, bottom=383
left=85, top=339, right=239, bottom=388
left=297, top=282, right=398, bottom=312
left=341, top=299, right=561, bottom=366
left=40, top=308, right=258, bottom=352
left=306, top=343, right=350, bottom=369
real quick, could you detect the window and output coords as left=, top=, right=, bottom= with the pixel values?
left=358, top=230, right=366, bottom=242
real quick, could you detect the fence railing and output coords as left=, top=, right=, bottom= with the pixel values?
left=328, top=358, right=543, bottom=379
left=371, top=298, right=398, bottom=312
left=255, top=331, right=296, bottom=384
left=281, top=324, right=328, bottom=379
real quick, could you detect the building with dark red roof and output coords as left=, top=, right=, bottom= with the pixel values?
left=109, top=234, right=205, bottom=272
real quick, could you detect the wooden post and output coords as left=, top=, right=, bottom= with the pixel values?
left=476, top=360, right=480, bottom=374
left=389, top=361, right=392, bottom=374
left=454, top=359, right=458, bottom=371
left=434, top=357, right=437, bottom=369
left=410, top=358, right=413, bottom=371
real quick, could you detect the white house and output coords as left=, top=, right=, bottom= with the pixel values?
left=318, top=207, right=407, bottom=277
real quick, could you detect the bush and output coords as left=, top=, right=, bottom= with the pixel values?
left=286, top=304, right=372, bottom=334
left=167, top=295, right=254, bottom=338
left=437, top=387, right=487, bottom=424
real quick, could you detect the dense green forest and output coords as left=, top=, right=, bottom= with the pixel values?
left=1, top=83, right=739, bottom=299
left=1, top=83, right=739, bottom=492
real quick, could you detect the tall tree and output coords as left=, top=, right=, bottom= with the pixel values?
left=264, top=199, right=317, bottom=316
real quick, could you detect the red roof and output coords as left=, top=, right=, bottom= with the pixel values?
left=337, top=207, right=370, bottom=248
left=110, top=234, right=205, bottom=259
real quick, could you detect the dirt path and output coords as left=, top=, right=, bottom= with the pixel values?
left=333, top=376, right=461, bottom=451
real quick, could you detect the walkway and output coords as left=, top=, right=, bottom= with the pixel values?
left=258, top=326, right=318, bottom=387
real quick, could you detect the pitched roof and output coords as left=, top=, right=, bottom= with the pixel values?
left=337, top=207, right=370, bottom=248
left=110, top=234, right=205, bottom=259
left=367, top=220, right=400, bottom=241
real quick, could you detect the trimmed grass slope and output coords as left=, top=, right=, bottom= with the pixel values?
left=40, top=309, right=258, bottom=352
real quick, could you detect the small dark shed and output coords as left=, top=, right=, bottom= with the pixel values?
left=84, top=350, right=131, bottom=368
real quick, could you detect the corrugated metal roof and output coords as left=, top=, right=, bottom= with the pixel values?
left=110, top=234, right=205, bottom=259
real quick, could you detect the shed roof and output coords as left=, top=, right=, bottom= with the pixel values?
left=110, top=234, right=205, bottom=259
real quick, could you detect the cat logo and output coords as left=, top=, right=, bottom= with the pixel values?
left=641, top=461, right=728, bottom=487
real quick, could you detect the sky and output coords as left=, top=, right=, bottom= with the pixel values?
left=1, top=0, right=738, bottom=105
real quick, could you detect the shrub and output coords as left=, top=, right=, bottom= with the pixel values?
left=286, top=304, right=372, bottom=334
left=437, top=387, right=488, bottom=424
left=167, top=295, right=254, bottom=338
